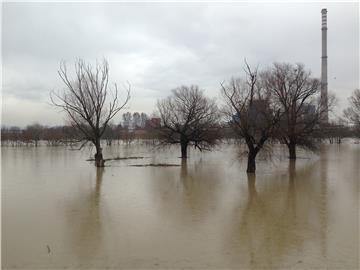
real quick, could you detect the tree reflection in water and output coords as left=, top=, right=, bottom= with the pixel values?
left=64, top=167, right=105, bottom=265
left=147, top=158, right=224, bottom=228
left=225, top=159, right=328, bottom=269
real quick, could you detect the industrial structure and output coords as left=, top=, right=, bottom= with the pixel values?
left=321, top=8, right=328, bottom=123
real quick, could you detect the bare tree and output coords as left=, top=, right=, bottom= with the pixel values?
left=221, top=63, right=281, bottom=173
left=122, top=112, right=132, bottom=129
left=1, top=126, right=22, bottom=146
left=23, top=123, right=44, bottom=146
left=262, top=63, right=328, bottom=159
left=140, top=112, right=148, bottom=128
left=132, top=112, right=141, bottom=128
left=51, top=59, right=130, bottom=167
left=157, top=85, right=220, bottom=159
left=344, top=89, right=360, bottom=138
left=320, top=120, right=351, bottom=144
left=102, top=123, right=117, bottom=146
left=43, top=126, right=66, bottom=146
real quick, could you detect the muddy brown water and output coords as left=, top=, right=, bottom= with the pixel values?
left=2, top=142, right=359, bottom=269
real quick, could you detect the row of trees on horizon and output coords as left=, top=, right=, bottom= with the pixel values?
left=1, top=112, right=159, bottom=147
left=2, top=59, right=360, bottom=172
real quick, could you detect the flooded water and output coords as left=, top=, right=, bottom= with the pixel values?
left=2, top=142, right=359, bottom=269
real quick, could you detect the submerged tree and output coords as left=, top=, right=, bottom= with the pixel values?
left=157, top=85, right=220, bottom=159
left=23, top=123, right=44, bottom=146
left=263, top=63, right=327, bottom=159
left=344, top=89, right=360, bottom=138
left=51, top=59, right=130, bottom=167
left=221, top=63, right=281, bottom=173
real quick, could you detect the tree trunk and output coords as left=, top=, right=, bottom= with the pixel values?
left=94, top=141, right=105, bottom=167
left=247, top=150, right=257, bottom=173
left=181, top=141, right=188, bottom=159
left=247, top=173, right=257, bottom=203
left=288, top=142, right=296, bottom=160
left=289, top=159, right=296, bottom=182
left=180, top=159, right=188, bottom=178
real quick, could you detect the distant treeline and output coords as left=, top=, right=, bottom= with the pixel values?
left=1, top=119, right=357, bottom=147
left=1, top=124, right=152, bottom=147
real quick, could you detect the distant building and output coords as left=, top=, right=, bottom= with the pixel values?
left=145, top=118, right=161, bottom=128
left=248, top=100, right=268, bottom=126
left=231, top=100, right=269, bottom=127
left=276, top=103, right=317, bottom=129
left=301, top=104, right=317, bottom=123
left=232, top=112, right=241, bottom=124
left=302, top=104, right=316, bottom=115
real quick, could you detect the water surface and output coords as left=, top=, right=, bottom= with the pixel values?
left=2, top=143, right=359, bottom=269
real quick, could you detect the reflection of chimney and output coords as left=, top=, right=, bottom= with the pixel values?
left=321, top=8, right=328, bottom=123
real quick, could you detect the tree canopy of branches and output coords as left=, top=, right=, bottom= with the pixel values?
left=344, top=89, right=360, bottom=138
left=23, top=123, right=44, bottom=146
left=263, top=63, right=323, bottom=159
left=221, top=63, right=281, bottom=173
left=157, top=85, right=220, bottom=159
left=51, top=59, right=130, bottom=167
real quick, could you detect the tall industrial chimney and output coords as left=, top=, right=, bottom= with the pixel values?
left=321, top=8, right=328, bottom=123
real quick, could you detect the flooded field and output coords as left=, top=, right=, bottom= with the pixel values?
left=2, top=142, right=359, bottom=269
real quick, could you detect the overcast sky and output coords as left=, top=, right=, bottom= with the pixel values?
left=2, top=2, right=359, bottom=127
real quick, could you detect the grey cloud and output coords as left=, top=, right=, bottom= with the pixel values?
left=2, top=2, right=358, bottom=126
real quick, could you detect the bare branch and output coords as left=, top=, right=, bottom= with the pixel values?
left=50, top=58, right=130, bottom=167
